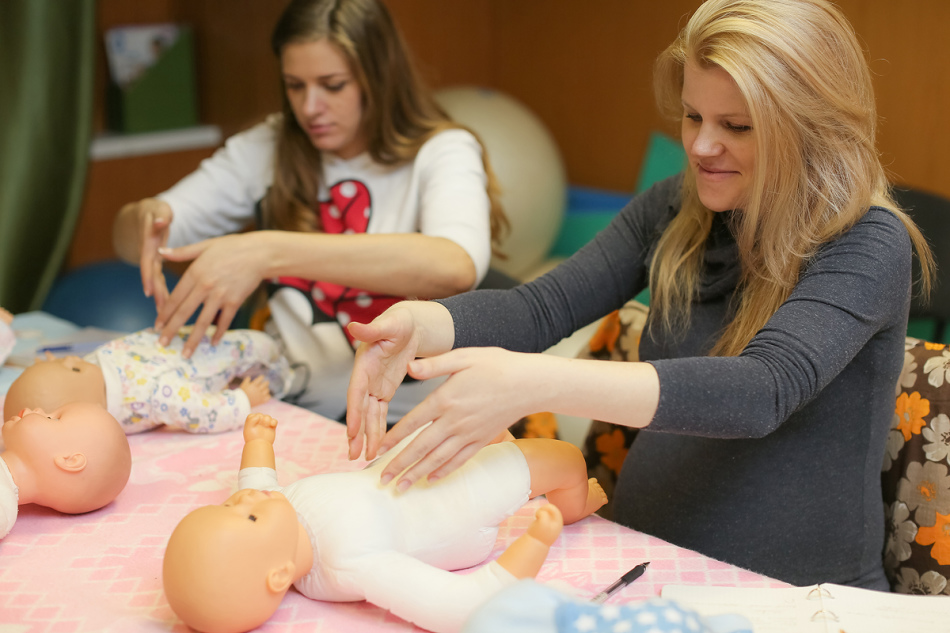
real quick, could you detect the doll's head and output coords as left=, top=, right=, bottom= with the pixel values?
left=3, top=354, right=107, bottom=421
left=1, top=402, right=131, bottom=513
left=163, top=488, right=309, bottom=633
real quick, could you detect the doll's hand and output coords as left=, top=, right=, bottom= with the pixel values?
left=243, top=413, right=278, bottom=444
left=155, top=233, right=268, bottom=357
left=239, top=376, right=272, bottom=408
left=0, top=307, right=13, bottom=325
left=346, top=308, right=422, bottom=461
left=376, top=347, right=543, bottom=491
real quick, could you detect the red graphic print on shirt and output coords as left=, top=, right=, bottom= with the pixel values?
left=270, top=179, right=403, bottom=344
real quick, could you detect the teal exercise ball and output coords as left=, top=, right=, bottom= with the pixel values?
left=435, top=87, right=567, bottom=280
left=41, top=260, right=181, bottom=332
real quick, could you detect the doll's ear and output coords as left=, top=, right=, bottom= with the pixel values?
left=265, top=562, right=296, bottom=594
left=54, top=452, right=87, bottom=473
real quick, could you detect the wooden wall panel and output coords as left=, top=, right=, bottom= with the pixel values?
left=837, top=0, right=950, bottom=197
left=385, top=0, right=493, bottom=88
left=491, top=0, right=696, bottom=192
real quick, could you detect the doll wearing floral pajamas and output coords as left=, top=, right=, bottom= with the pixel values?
left=87, top=328, right=295, bottom=434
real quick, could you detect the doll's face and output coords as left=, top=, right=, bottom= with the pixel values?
left=36, top=355, right=102, bottom=383
left=3, top=404, right=79, bottom=448
left=3, top=355, right=106, bottom=421
left=2, top=402, right=131, bottom=513
left=219, top=488, right=298, bottom=537
left=163, top=492, right=301, bottom=633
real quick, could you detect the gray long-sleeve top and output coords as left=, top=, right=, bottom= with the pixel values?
left=439, top=175, right=910, bottom=589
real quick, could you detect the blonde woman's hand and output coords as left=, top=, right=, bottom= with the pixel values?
left=154, top=233, right=268, bottom=358
left=346, top=307, right=422, bottom=461
left=375, top=347, right=544, bottom=491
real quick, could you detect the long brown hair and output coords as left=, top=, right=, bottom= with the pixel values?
left=265, top=0, right=507, bottom=246
left=650, top=0, right=933, bottom=356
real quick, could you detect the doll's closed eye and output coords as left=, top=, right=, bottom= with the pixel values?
left=72, top=367, right=80, bottom=372
left=248, top=515, right=257, bottom=522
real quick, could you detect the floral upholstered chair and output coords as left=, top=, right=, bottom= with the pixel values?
left=883, top=336, right=950, bottom=595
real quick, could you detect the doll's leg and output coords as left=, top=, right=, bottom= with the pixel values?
left=488, top=429, right=516, bottom=444
left=513, top=439, right=607, bottom=525
left=494, top=504, right=563, bottom=579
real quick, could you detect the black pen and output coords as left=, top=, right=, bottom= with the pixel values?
left=591, top=561, right=650, bottom=604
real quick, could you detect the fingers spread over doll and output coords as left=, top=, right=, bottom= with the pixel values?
left=378, top=418, right=479, bottom=491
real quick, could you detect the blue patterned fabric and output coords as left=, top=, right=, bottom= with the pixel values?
left=463, top=580, right=753, bottom=633
left=555, top=599, right=746, bottom=633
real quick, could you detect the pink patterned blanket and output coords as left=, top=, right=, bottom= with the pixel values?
left=0, top=399, right=786, bottom=632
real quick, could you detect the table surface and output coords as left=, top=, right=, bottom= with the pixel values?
left=0, top=399, right=787, bottom=633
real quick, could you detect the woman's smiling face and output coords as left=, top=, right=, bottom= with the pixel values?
left=681, top=59, right=756, bottom=212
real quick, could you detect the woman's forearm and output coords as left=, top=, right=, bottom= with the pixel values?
left=253, top=230, right=479, bottom=298
left=531, top=355, right=659, bottom=429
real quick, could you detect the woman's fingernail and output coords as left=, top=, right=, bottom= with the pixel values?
left=158, top=247, right=170, bottom=256
left=380, top=473, right=393, bottom=486
left=396, top=479, right=411, bottom=493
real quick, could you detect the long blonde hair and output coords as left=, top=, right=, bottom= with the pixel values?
left=265, top=0, right=508, bottom=246
left=650, top=0, right=933, bottom=356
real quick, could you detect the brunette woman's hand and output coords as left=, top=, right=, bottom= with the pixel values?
left=116, top=198, right=175, bottom=310
left=154, top=232, right=269, bottom=358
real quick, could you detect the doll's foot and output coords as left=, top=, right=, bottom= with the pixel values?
left=583, top=478, right=608, bottom=518
left=526, top=504, right=564, bottom=546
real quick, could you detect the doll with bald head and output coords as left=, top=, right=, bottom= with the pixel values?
left=3, top=327, right=294, bottom=434
left=163, top=413, right=606, bottom=633
left=0, top=402, right=132, bottom=538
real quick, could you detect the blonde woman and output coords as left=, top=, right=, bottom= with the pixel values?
left=347, top=0, right=933, bottom=590
left=112, top=0, right=505, bottom=420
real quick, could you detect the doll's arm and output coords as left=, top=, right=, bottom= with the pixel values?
left=353, top=551, right=516, bottom=633
left=150, top=373, right=252, bottom=433
left=240, top=413, right=277, bottom=470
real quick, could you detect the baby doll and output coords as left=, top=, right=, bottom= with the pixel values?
left=3, top=327, right=295, bottom=434
left=0, top=307, right=14, bottom=365
left=0, top=402, right=132, bottom=538
left=163, top=413, right=607, bottom=633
